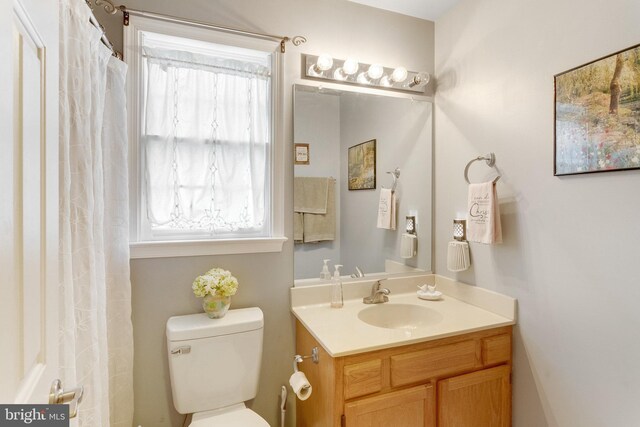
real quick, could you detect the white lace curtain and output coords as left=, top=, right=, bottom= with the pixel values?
left=59, top=0, right=133, bottom=425
left=141, top=43, right=271, bottom=238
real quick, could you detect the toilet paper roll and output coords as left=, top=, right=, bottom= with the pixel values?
left=289, top=371, right=312, bottom=401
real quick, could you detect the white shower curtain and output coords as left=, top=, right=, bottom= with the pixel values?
left=59, top=0, right=133, bottom=425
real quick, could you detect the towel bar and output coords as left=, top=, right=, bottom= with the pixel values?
left=464, top=153, right=501, bottom=184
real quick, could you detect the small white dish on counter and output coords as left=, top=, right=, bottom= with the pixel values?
left=417, top=290, right=443, bottom=300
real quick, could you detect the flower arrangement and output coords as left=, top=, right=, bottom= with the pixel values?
left=192, top=268, right=239, bottom=298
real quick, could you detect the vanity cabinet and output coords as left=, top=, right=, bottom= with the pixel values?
left=437, top=365, right=510, bottom=427
left=295, top=321, right=512, bottom=427
left=344, top=385, right=433, bottom=427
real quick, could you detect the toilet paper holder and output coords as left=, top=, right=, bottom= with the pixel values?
left=293, top=347, right=319, bottom=373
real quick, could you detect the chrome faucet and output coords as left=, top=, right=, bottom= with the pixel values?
left=351, top=266, right=365, bottom=278
left=363, top=280, right=390, bottom=304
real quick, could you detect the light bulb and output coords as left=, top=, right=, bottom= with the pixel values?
left=316, top=54, right=333, bottom=71
left=409, top=72, right=430, bottom=88
left=342, top=58, right=359, bottom=75
left=367, top=64, right=384, bottom=80
left=379, top=76, right=392, bottom=87
left=357, top=72, right=371, bottom=85
left=333, top=68, right=347, bottom=81
left=391, top=67, right=408, bottom=83
left=308, top=64, right=322, bottom=77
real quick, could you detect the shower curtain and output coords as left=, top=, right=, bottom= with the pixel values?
left=59, top=0, right=134, bottom=425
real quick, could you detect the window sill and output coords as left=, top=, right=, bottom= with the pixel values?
left=129, top=236, right=288, bottom=259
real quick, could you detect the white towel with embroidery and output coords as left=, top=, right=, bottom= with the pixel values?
left=466, top=181, right=502, bottom=244
left=377, top=189, right=396, bottom=230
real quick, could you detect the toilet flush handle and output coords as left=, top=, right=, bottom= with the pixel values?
left=171, top=346, right=191, bottom=355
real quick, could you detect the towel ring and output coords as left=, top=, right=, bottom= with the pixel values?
left=464, top=153, right=501, bottom=184
left=383, top=167, right=400, bottom=192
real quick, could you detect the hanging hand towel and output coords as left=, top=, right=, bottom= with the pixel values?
left=293, top=212, right=304, bottom=242
left=294, top=177, right=329, bottom=214
left=466, top=181, right=502, bottom=244
left=303, top=180, right=336, bottom=242
left=377, top=189, right=396, bottom=230
left=391, top=192, right=396, bottom=230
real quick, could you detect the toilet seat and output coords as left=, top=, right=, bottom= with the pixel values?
left=189, top=404, right=269, bottom=427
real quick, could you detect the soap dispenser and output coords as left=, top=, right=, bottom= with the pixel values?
left=320, top=259, right=331, bottom=280
left=330, top=264, right=344, bottom=308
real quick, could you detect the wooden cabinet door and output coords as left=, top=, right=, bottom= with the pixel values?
left=344, top=385, right=434, bottom=427
left=437, top=365, right=511, bottom=427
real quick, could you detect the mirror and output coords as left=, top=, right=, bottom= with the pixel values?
left=293, top=84, right=433, bottom=282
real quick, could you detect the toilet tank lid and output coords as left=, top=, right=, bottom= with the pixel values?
left=166, top=307, right=264, bottom=341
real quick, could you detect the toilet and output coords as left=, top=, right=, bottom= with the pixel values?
left=166, top=307, right=269, bottom=426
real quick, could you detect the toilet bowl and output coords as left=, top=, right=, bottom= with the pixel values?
left=166, top=308, right=268, bottom=426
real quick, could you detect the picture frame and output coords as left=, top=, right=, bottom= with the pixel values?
left=554, top=43, right=640, bottom=176
left=348, top=139, right=376, bottom=190
left=294, top=143, right=310, bottom=165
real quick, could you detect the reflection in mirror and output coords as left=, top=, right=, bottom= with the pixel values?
left=293, top=85, right=433, bottom=282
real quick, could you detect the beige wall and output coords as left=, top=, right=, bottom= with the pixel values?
left=97, top=2, right=434, bottom=426
left=435, top=0, right=640, bottom=425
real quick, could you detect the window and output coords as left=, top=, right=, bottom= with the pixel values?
left=125, top=16, right=286, bottom=258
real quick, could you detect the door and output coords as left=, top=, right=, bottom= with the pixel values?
left=0, top=0, right=60, bottom=405
left=344, top=385, right=434, bottom=427
left=437, top=365, right=511, bottom=427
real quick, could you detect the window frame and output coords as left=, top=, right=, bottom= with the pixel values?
left=124, top=15, right=286, bottom=259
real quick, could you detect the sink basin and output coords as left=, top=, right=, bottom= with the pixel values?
left=358, top=303, right=443, bottom=330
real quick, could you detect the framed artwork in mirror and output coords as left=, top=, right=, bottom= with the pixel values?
left=555, top=43, right=640, bottom=176
left=348, top=139, right=376, bottom=190
left=294, top=143, right=310, bottom=165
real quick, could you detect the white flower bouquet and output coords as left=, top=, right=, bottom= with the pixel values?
left=192, top=268, right=239, bottom=298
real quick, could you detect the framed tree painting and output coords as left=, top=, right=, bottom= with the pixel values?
left=555, top=43, right=640, bottom=175
left=348, top=139, right=376, bottom=190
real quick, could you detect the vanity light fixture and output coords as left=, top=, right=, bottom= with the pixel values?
left=304, top=54, right=430, bottom=94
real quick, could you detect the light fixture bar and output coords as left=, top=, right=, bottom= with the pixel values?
left=303, top=54, right=429, bottom=94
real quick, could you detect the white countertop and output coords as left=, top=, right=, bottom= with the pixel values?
left=291, top=274, right=516, bottom=357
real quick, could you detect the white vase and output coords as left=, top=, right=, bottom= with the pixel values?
left=202, top=294, right=231, bottom=319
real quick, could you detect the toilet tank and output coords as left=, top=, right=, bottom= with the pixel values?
left=166, top=307, right=264, bottom=415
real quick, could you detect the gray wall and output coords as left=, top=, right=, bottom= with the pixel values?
left=339, top=93, right=433, bottom=274
left=97, top=2, right=434, bottom=426
left=435, top=0, right=640, bottom=425
left=293, top=91, right=341, bottom=280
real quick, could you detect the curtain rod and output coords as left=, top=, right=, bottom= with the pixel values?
left=86, top=0, right=122, bottom=59
left=92, top=0, right=307, bottom=53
